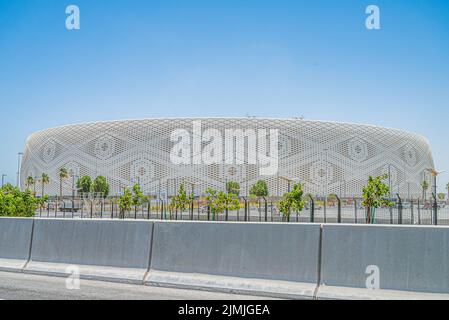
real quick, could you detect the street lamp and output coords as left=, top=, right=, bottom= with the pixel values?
left=184, top=180, right=197, bottom=197
left=1, top=174, right=6, bottom=187
left=71, top=174, right=79, bottom=217
left=425, top=168, right=445, bottom=225
left=387, top=164, right=392, bottom=200
left=425, top=168, right=445, bottom=196
left=17, top=152, right=23, bottom=188
left=324, top=148, right=329, bottom=197
left=339, top=180, right=347, bottom=199
left=279, top=176, right=300, bottom=193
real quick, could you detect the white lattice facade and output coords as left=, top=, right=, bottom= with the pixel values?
left=21, top=118, right=434, bottom=198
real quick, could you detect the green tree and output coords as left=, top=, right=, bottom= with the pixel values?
left=0, top=184, right=39, bottom=217
left=92, top=176, right=110, bottom=198
left=249, top=180, right=268, bottom=197
left=118, top=187, right=133, bottom=219
left=362, top=174, right=393, bottom=224
left=226, top=181, right=240, bottom=196
left=59, top=168, right=69, bottom=198
left=204, top=188, right=240, bottom=220
left=216, top=191, right=240, bottom=212
left=205, top=188, right=219, bottom=220
left=279, top=183, right=305, bottom=222
left=170, top=184, right=193, bottom=212
left=421, top=180, right=429, bottom=202
left=132, top=183, right=144, bottom=209
left=76, top=176, right=92, bottom=194
left=40, top=173, right=49, bottom=198
left=437, top=193, right=446, bottom=201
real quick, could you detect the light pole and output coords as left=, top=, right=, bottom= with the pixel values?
left=276, top=172, right=279, bottom=197
left=426, top=168, right=445, bottom=197
left=17, top=152, right=23, bottom=188
left=33, top=175, right=38, bottom=196
left=185, top=180, right=197, bottom=220
left=1, top=174, right=6, bottom=187
left=339, top=180, right=347, bottom=199
left=279, top=176, right=300, bottom=193
left=324, top=148, right=329, bottom=198
left=388, top=164, right=392, bottom=200
left=71, top=174, right=79, bottom=216
left=425, top=168, right=445, bottom=225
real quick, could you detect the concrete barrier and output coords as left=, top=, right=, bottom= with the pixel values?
left=24, top=219, right=153, bottom=284
left=317, top=224, right=449, bottom=299
left=145, top=221, right=321, bottom=299
left=0, top=217, right=34, bottom=272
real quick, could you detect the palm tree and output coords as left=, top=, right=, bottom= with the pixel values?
left=59, top=168, right=69, bottom=198
left=41, top=173, right=49, bottom=198
left=26, top=176, right=35, bottom=191
left=421, top=180, right=429, bottom=202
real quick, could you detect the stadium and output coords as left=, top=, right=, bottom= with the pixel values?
left=20, top=118, right=434, bottom=198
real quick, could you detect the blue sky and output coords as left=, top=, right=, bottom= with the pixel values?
left=0, top=0, right=448, bottom=191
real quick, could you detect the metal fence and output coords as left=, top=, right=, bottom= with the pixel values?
left=34, top=194, right=449, bottom=225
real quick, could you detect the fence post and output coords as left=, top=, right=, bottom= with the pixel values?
left=262, top=196, right=268, bottom=222
left=207, top=203, right=211, bottom=221
left=160, top=198, right=164, bottom=220
left=190, top=200, right=193, bottom=220
left=148, top=200, right=151, bottom=220
left=63, top=201, right=66, bottom=218
left=90, top=200, right=93, bottom=219
left=389, top=201, right=393, bottom=224
left=417, top=198, right=421, bottom=225
left=354, top=198, right=357, bottom=223
left=410, top=198, right=414, bottom=224
left=242, top=196, right=248, bottom=222
left=323, top=196, right=327, bottom=223
left=336, top=195, right=341, bottom=223
left=111, top=199, right=114, bottom=219
left=197, top=199, right=200, bottom=221
left=432, top=193, right=438, bottom=225
left=47, top=201, right=50, bottom=217
left=100, top=199, right=103, bottom=219
left=309, top=195, right=314, bottom=223
left=397, top=194, right=402, bottom=225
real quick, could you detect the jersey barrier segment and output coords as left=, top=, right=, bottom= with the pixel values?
left=2, top=218, right=449, bottom=298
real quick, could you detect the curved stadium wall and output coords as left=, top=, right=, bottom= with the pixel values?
left=20, top=118, right=434, bottom=198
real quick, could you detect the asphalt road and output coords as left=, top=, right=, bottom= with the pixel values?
left=0, top=271, right=273, bottom=300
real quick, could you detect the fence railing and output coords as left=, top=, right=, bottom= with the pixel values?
left=35, top=195, right=449, bottom=225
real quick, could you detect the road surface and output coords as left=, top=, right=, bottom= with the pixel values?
left=0, top=271, right=274, bottom=300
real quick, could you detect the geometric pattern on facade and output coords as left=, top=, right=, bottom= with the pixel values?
left=21, top=118, right=435, bottom=198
